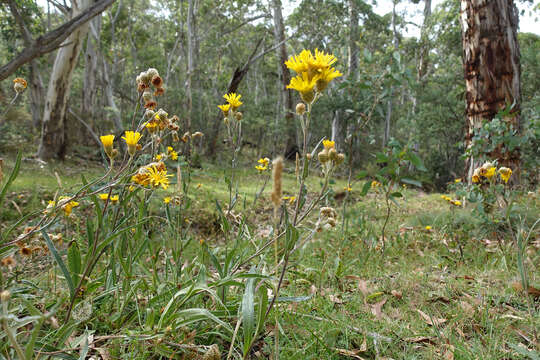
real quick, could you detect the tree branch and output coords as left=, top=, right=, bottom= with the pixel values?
left=0, top=0, right=115, bottom=81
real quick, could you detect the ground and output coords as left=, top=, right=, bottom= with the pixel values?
left=0, top=153, right=538, bottom=359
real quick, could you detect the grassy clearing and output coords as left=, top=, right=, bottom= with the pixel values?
left=1, top=154, right=538, bottom=359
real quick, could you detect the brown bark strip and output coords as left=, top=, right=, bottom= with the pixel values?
left=460, top=0, right=521, bottom=175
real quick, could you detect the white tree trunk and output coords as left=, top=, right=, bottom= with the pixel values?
left=38, top=0, right=93, bottom=160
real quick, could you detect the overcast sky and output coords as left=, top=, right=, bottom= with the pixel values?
left=283, top=0, right=540, bottom=37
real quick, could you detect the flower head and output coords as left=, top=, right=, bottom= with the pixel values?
left=146, top=165, right=172, bottom=189
left=223, top=93, right=243, bottom=110
left=315, top=67, right=342, bottom=92
left=218, top=103, right=231, bottom=116
left=425, top=225, right=432, bottom=230
left=287, top=72, right=317, bottom=103
left=13, top=77, right=27, bottom=93
left=163, top=197, right=171, bottom=204
left=100, top=134, right=116, bottom=159
left=122, top=131, right=142, bottom=156
left=323, top=139, right=335, bottom=150
left=498, top=167, right=512, bottom=183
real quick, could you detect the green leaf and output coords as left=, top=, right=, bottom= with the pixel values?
left=42, top=230, right=75, bottom=300
left=408, top=153, right=427, bottom=171
left=401, top=178, right=422, bottom=187
left=67, top=242, right=82, bottom=283
left=390, top=192, right=403, bottom=198
left=360, top=181, right=371, bottom=196
left=242, top=273, right=256, bottom=355
left=0, top=151, right=22, bottom=210
left=356, top=170, right=368, bottom=179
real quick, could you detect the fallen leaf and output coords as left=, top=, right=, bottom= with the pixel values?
left=371, top=298, right=387, bottom=319
left=357, top=279, right=370, bottom=297
left=335, top=348, right=366, bottom=359
left=416, top=309, right=446, bottom=326
left=359, top=337, right=367, bottom=352
left=329, top=294, right=344, bottom=304
left=404, top=336, right=436, bottom=345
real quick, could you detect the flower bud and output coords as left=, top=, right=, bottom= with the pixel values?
left=336, top=153, right=345, bottom=165
left=306, top=153, right=312, bottom=160
left=172, top=131, right=180, bottom=142
left=235, top=112, right=243, bottom=121
left=328, top=148, right=338, bottom=161
left=318, top=150, right=329, bottom=163
left=296, top=103, right=306, bottom=115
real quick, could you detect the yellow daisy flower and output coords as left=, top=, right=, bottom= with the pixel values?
left=498, top=167, right=512, bottom=183
left=223, top=93, right=243, bottom=109
left=122, top=131, right=142, bottom=156
left=287, top=72, right=318, bottom=103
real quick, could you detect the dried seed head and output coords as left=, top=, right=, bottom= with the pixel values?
left=271, top=157, right=284, bottom=208
left=145, top=109, right=155, bottom=120
left=202, top=344, right=221, bottom=360
left=296, top=103, right=306, bottom=115
left=146, top=68, right=159, bottom=79
left=336, top=153, right=345, bottom=165
left=235, top=112, right=243, bottom=121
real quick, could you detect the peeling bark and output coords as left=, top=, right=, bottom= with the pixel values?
left=460, top=0, right=521, bottom=176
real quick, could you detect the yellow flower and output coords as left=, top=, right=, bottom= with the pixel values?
left=425, top=225, right=432, bottom=230
left=454, top=178, right=462, bottom=183
left=344, top=186, right=352, bottom=192
left=311, top=48, right=338, bottom=70
left=498, top=167, right=512, bottom=183
left=57, top=196, right=79, bottom=216
left=218, top=103, right=231, bottom=116
left=287, top=72, right=317, bottom=103
left=100, top=135, right=115, bottom=158
left=163, top=197, right=171, bottom=204
left=371, top=180, right=381, bottom=188
left=285, top=49, right=313, bottom=73
left=282, top=195, right=296, bottom=205
left=146, top=166, right=172, bottom=190
left=167, top=146, right=178, bottom=160
left=323, top=139, right=335, bottom=149
left=146, top=121, right=159, bottom=133
left=196, top=183, right=202, bottom=189
left=223, top=93, right=242, bottom=109
left=155, top=154, right=163, bottom=161
left=122, top=131, right=142, bottom=156
left=128, top=185, right=135, bottom=192
left=315, top=66, right=342, bottom=92
left=98, top=193, right=119, bottom=203
left=451, top=200, right=462, bottom=206
left=484, top=167, right=496, bottom=179
left=258, top=157, right=270, bottom=166
left=255, top=157, right=270, bottom=172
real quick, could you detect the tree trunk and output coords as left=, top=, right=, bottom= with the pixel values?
left=38, top=0, right=93, bottom=160
left=185, top=0, right=198, bottom=158
left=82, top=15, right=101, bottom=128
left=272, top=0, right=297, bottom=159
left=461, top=0, right=521, bottom=177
